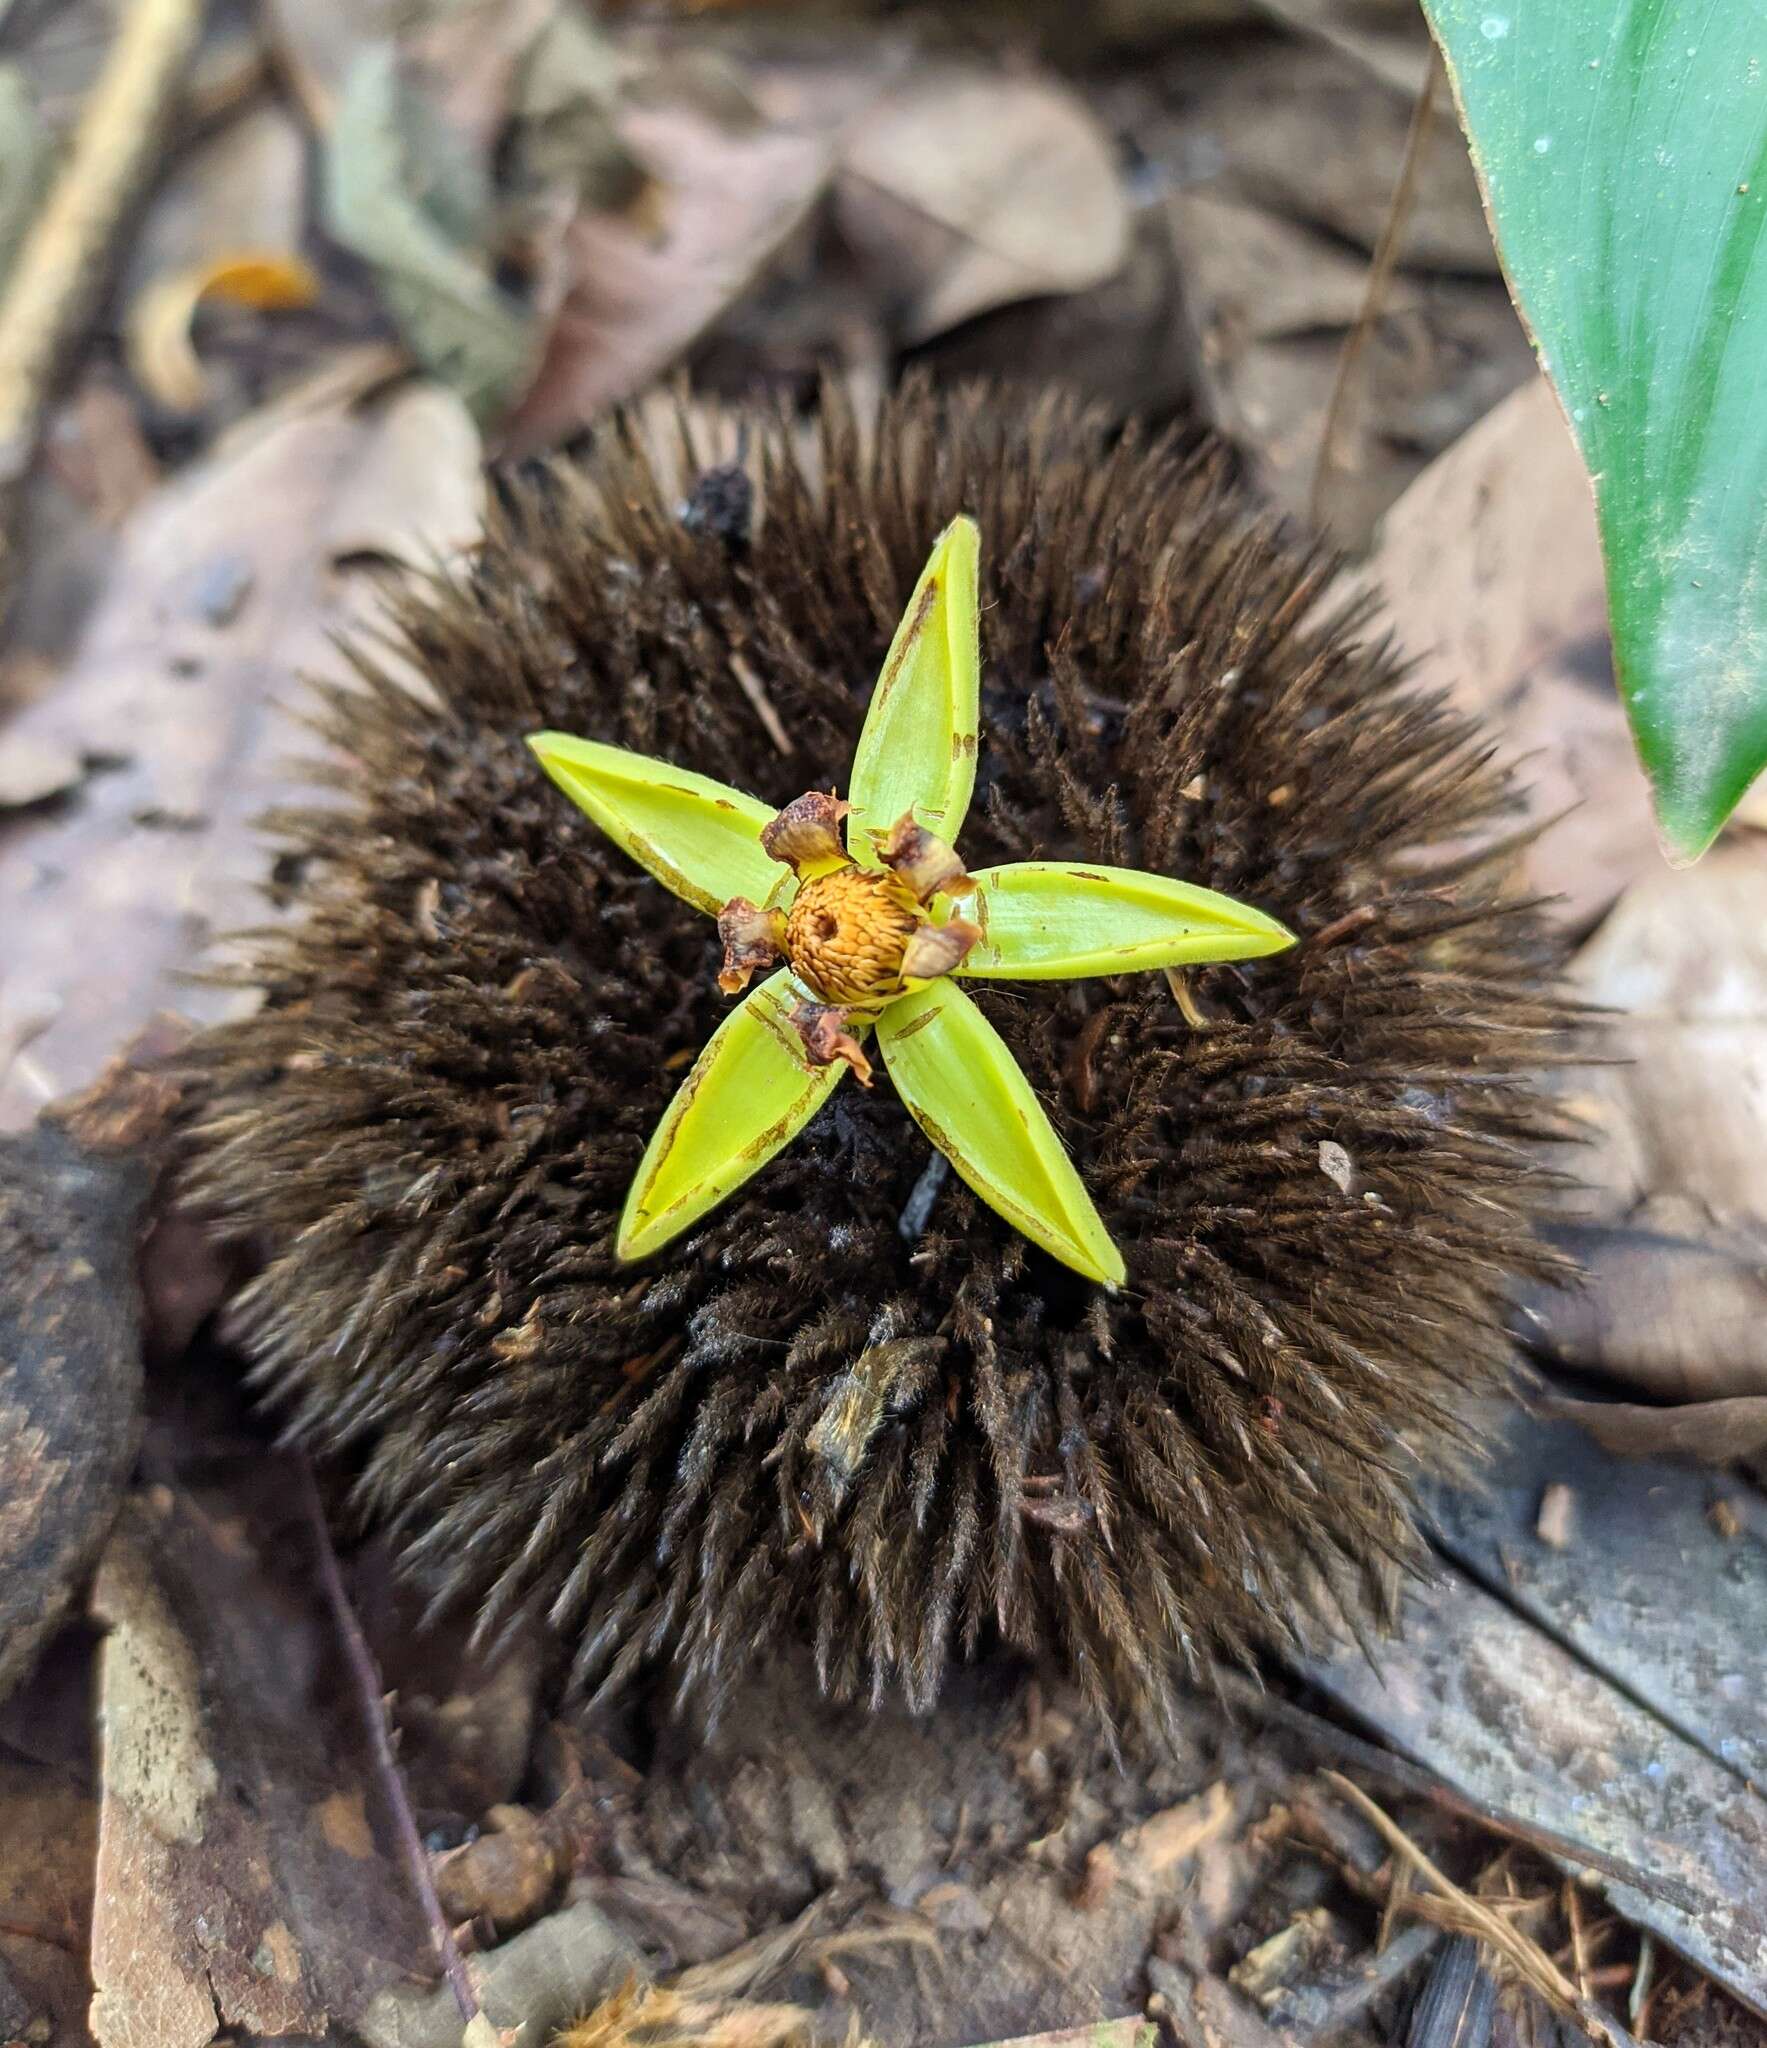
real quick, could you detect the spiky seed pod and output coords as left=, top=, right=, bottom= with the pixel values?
left=183, top=381, right=1572, bottom=1733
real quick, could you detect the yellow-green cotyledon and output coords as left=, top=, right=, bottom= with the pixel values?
left=529, top=517, right=1294, bottom=1288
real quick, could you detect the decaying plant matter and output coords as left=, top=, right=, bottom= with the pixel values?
left=184, top=381, right=1572, bottom=1730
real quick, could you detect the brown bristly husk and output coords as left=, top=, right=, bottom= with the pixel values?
left=181, top=379, right=1577, bottom=1735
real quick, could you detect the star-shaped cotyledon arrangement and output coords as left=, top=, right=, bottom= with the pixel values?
left=529, top=518, right=1294, bottom=1288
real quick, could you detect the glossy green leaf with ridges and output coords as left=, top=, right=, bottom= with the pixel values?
left=846, top=516, right=981, bottom=858
left=878, top=981, right=1125, bottom=1288
left=1424, top=1, right=1767, bottom=860
left=528, top=732, right=780, bottom=917
left=959, top=862, right=1294, bottom=979
left=618, top=971, right=854, bottom=1261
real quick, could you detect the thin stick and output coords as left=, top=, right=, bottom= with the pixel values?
left=295, top=1459, right=479, bottom=2024
left=1325, top=1773, right=1638, bottom=2048
left=1308, top=42, right=1443, bottom=532
left=0, top=0, right=203, bottom=597
left=1568, top=1882, right=1593, bottom=2004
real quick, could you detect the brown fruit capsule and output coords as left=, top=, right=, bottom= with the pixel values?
left=181, top=382, right=1574, bottom=1733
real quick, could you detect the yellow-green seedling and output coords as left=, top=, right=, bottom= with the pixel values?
left=530, top=517, right=1293, bottom=1286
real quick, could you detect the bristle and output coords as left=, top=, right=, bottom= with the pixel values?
left=180, top=379, right=1576, bottom=1732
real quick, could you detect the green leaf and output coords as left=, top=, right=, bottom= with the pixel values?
left=1423, top=1, right=1767, bottom=860
left=618, top=971, right=851, bottom=1261
left=847, top=517, right=981, bottom=859
left=529, top=732, right=780, bottom=918
left=878, top=982, right=1125, bottom=1289
left=959, top=861, right=1293, bottom=979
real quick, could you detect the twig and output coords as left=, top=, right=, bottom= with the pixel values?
left=1308, top=41, right=1443, bottom=532
left=1220, top=1673, right=1703, bottom=1913
left=1324, top=1773, right=1640, bottom=2048
left=295, top=1458, right=480, bottom=2025
left=0, top=0, right=203, bottom=604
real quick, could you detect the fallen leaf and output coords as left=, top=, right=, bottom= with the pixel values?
left=1536, top=1393, right=1767, bottom=1468
left=834, top=66, right=1129, bottom=346
left=327, top=43, right=536, bottom=421
left=1521, top=841, right=1767, bottom=1406
left=907, top=202, right=1195, bottom=428
left=1364, top=385, right=1767, bottom=1416
left=0, top=376, right=484, bottom=1129
left=499, top=92, right=832, bottom=454
left=88, top=1476, right=445, bottom=2048
left=1354, top=375, right=1659, bottom=933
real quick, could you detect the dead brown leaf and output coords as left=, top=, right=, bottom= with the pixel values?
left=500, top=93, right=831, bottom=455
left=1362, top=383, right=1767, bottom=1418
left=1183, top=35, right=1496, bottom=273
left=1354, top=375, right=1658, bottom=932
left=1523, top=841, right=1767, bottom=1404
left=833, top=66, right=1129, bottom=347
left=0, top=374, right=483, bottom=1129
left=1536, top=1393, right=1767, bottom=1467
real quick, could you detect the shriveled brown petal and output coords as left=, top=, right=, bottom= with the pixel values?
left=900, top=917, right=981, bottom=984
left=875, top=812, right=971, bottom=902
left=761, top=790, right=851, bottom=874
left=716, top=897, right=786, bottom=994
left=789, top=999, right=875, bottom=1087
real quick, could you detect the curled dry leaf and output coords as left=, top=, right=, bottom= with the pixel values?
left=1353, top=375, right=1657, bottom=935
left=125, top=98, right=308, bottom=296
left=126, top=251, right=322, bottom=412
left=1524, top=841, right=1767, bottom=1407
left=834, top=66, right=1130, bottom=346
left=1537, top=1393, right=1767, bottom=1468
left=1350, top=373, right=1767, bottom=1426
left=0, top=375, right=483, bottom=1129
left=322, top=5, right=648, bottom=428
left=499, top=93, right=833, bottom=455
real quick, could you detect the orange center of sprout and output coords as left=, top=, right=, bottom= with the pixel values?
left=784, top=866, right=920, bottom=1008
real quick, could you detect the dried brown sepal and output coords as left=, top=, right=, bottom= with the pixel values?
left=875, top=813, right=971, bottom=902
left=716, top=897, right=785, bottom=995
left=760, top=790, right=850, bottom=875
left=899, top=917, right=981, bottom=985
left=789, top=1001, right=874, bottom=1087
